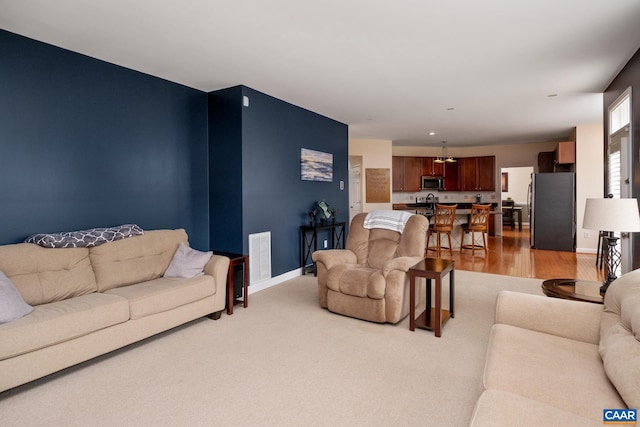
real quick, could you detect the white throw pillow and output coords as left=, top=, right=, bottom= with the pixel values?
left=164, top=242, right=213, bottom=278
left=0, top=270, right=34, bottom=324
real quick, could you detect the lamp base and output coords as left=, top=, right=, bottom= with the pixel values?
left=600, top=236, right=621, bottom=295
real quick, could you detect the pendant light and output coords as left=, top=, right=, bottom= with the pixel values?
left=434, top=141, right=456, bottom=163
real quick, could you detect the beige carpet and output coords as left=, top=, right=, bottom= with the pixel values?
left=0, top=271, right=543, bottom=427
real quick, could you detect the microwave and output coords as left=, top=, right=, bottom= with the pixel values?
left=421, top=176, right=444, bottom=191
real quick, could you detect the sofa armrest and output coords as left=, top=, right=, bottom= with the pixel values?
left=494, top=291, right=602, bottom=345
left=203, top=255, right=231, bottom=293
left=312, top=249, right=357, bottom=270
left=382, top=256, right=425, bottom=276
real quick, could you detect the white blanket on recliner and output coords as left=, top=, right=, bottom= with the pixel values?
left=363, top=210, right=413, bottom=233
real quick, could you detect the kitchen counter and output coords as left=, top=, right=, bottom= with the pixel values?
left=393, top=203, right=500, bottom=240
left=393, top=202, right=497, bottom=210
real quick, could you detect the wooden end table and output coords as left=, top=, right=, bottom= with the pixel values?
left=409, top=258, right=455, bottom=337
left=213, top=251, right=249, bottom=315
left=541, top=278, right=603, bottom=304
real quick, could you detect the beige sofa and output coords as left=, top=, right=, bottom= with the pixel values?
left=470, top=269, right=640, bottom=426
left=0, top=229, right=229, bottom=393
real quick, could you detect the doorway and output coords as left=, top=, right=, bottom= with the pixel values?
left=500, top=166, right=533, bottom=227
left=348, top=156, right=363, bottom=223
left=607, top=87, right=633, bottom=273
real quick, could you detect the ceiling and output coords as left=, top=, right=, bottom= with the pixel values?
left=2, top=1, right=640, bottom=148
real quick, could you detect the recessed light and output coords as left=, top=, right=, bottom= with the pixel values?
left=547, top=94, right=558, bottom=98
left=446, top=107, right=455, bottom=111
left=429, top=131, right=436, bottom=136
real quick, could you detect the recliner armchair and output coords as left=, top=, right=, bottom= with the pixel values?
left=312, top=212, right=428, bottom=323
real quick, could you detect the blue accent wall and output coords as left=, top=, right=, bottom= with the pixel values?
left=0, top=30, right=210, bottom=249
left=0, top=29, right=349, bottom=274
left=209, top=86, right=349, bottom=277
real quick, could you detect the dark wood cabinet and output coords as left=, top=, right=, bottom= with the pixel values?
left=403, top=157, right=422, bottom=192
left=393, top=155, right=492, bottom=192
left=392, top=156, right=422, bottom=192
left=460, top=156, right=495, bottom=191
left=392, top=156, right=403, bottom=192
left=538, top=151, right=555, bottom=173
left=422, top=157, right=444, bottom=177
left=459, top=158, right=477, bottom=191
left=443, top=161, right=459, bottom=191
left=476, top=156, right=495, bottom=190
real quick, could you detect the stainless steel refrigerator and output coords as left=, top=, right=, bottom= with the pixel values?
left=529, top=172, right=576, bottom=251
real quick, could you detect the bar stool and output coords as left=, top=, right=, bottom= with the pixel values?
left=426, top=204, right=457, bottom=257
left=461, top=204, right=491, bottom=255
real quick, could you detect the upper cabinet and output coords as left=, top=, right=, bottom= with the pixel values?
left=392, top=155, right=494, bottom=192
left=459, top=156, right=495, bottom=191
left=392, top=156, right=422, bottom=192
left=422, top=157, right=444, bottom=177
left=443, top=161, right=459, bottom=191
left=555, top=141, right=576, bottom=164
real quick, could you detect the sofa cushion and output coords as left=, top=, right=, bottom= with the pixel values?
left=599, top=270, right=640, bottom=409
left=470, top=390, right=600, bottom=427
left=484, top=324, right=624, bottom=422
left=90, top=229, right=188, bottom=292
left=164, top=242, right=213, bottom=278
left=366, top=228, right=400, bottom=270
left=0, top=271, right=33, bottom=324
left=0, top=243, right=97, bottom=305
left=326, top=265, right=385, bottom=299
left=0, top=293, right=129, bottom=360
left=104, top=275, right=216, bottom=320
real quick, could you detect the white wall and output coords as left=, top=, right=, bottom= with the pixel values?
left=501, top=166, right=533, bottom=204
left=349, top=139, right=393, bottom=212
left=575, top=123, right=605, bottom=253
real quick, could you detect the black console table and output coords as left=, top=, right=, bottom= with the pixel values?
left=300, top=221, right=346, bottom=275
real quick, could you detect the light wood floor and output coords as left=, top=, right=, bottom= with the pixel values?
left=432, top=226, right=605, bottom=282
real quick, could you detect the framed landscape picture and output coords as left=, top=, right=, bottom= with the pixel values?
left=301, top=148, right=333, bottom=182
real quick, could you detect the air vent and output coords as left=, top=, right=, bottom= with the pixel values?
left=249, top=232, right=271, bottom=284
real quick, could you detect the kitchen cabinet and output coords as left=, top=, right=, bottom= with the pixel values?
left=392, top=157, right=403, bottom=192
left=422, top=157, right=444, bottom=177
left=443, top=161, right=459, bottom=191
left=538, top=151, right=555, bottom=173
left=555, top=141, right=576, bottom=164
left=459, top=156, right=495, bottom=191
left=392, top=156, right=422, bottom=192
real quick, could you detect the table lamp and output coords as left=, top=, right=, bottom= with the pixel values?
left=582, top=197, right=640, bottom=293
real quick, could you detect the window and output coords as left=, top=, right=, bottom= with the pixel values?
left=610, top=92, right=630, bottom=135
left=607, top=87, right=632, bottom=275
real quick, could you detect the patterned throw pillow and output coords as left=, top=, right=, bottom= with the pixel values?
left=25, top=224, right=144, bottom=248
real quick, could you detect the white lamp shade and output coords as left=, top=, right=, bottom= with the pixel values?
left=582, top=198, right=640, bottom=232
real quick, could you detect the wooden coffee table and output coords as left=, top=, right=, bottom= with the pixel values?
left=541, top=278, right=603, bottom=304
left=409, top=258, right=455, bottom=337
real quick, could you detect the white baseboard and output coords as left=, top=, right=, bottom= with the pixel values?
left=248, top=268, right=304, bottom=295
left=576, top=248, right=598, bottom=254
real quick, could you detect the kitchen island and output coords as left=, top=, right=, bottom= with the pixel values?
left=393, top=203, right=500, bottom=250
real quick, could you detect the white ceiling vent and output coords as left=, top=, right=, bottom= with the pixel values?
left=249, top=232, right=271, bottom=284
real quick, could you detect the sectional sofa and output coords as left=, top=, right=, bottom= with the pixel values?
left=0, top=229, right=229, bottom=393
left=470, top=269, right=640, bottom=426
